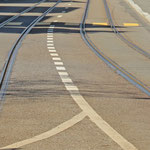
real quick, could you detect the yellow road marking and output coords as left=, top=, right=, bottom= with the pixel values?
left=92, top=22, right=139, bottom=27
left=92, top=22, right=108, bottom=26
left=123, top=23, right=139, bottom=26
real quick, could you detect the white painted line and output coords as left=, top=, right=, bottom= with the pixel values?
left=54, top=62, right=63, bottom=65
left=65, top=85, right=79, bottom=91
left=57, top=15, right=62, bottom=18
left=52, top=57, right=61, bottom=61
left=50, top=53, right=58, bottom=56
left=48, top=47, right=55, bottom=49
left=49, top=50, right=56, bottom=52
left=46, top=21, right=138, bottom=150
left=58, top=72, right=68, bottom=76
left=61, top=78, right=72, bottom=83
left=125, top=0, right=150, bottom=23
left=69, top=93, right=138, bottom=150
left=54, top=20, right=58, bottom=22
left=68, top=3, right=71, bottom=6
left=0, top=112, right=86, bottom=149
left=56, top=66, right=66, bottom=71
left=47, top=43, right=54, bottom=46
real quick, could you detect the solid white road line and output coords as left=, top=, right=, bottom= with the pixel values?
left=65, top=85, right=79, bottom=91
left=0, top=112, right=86, bottom=149
left=61, top=78, right=72, bottom=83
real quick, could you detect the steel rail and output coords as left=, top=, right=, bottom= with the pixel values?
left=80, top=0, right=150, bottom=96
left=103, top=0, right=150, bottom=59
left=0, top=0, right=47, bottom=28
left=0, top=0, right=62, bottom=99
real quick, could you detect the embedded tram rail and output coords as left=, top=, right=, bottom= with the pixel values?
left=0, top=0, right=46, bottom=28
left=0, top=0, right=62, bottom=100
left=0, top=0, right=150, bottom=149
left=80, top=0, right=150, bottom=96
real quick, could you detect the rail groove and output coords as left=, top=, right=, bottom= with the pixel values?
left=0, top=0, right=62, bottom=100
left=0, top=0, right=46, bottom=28
left=103, top=0, right=150, bottom=59
left=80, top=0, right=150, bottom=96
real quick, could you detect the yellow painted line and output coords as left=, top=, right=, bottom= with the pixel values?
left=92, top=22, right=108, bottom=26
left=123, top=23, right=139, bottom=26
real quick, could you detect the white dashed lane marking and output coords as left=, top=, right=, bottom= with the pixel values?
left=49, top=50, right=56, bottom=52
left=52, top=57, right=61, bottom=61
left=58, top=72, right=68, bottom=76
left=0, top=23, right=138, bottom=150
left=46, top=25, right=138, bottom=150
left=56, top=66, right=66, bottom=71
left=50, top=53, right=58, bottom=56
left=48, top=47, right=55, bottom=49
left=61, top=78, right=72, bottom=83
left=47, top=44, right=54, bottom=46
left=54, top=62, right=63, bottom=65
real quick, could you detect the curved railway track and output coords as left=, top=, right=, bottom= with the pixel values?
left=0, top=0, right=62, bottom=100
left=80, top=0, right=150, bottom=96
left=0, top=0, right=46, bottom=28
left=103, top=0, right=150, bottom=60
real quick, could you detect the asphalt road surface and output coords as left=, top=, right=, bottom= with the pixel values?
left=0, top=0, right=150, bottom=150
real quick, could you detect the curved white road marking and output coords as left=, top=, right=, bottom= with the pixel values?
left=1, top=21, right=139, bottom=150
left=124, top=0, right=150, bottom=23
left=47, top=25, right=138, bottom=150
left=0, top=112, right=86, bottom=149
